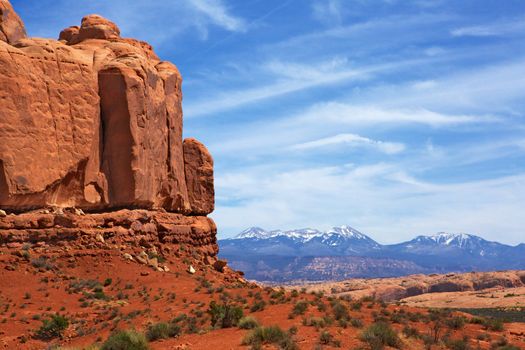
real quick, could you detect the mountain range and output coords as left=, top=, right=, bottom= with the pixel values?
left=218, top=226, right=525, bottom=283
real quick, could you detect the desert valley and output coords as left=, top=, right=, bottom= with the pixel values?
left=1, top=1, right=525, bottom=349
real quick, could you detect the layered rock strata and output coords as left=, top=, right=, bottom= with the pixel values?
left=0, top=209, right=218, bottom=259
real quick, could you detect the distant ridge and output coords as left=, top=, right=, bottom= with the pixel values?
left=219, top=226, right=525, bottom=282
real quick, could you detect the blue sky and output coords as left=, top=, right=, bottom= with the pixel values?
left=13, top=0, right=525, bottom=244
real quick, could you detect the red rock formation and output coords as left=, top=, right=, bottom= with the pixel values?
left=0, top=0, right=26, bottom=44
left=0, top=209, right=218, bottom=259
left=0, top=4, right=214, bottom=216
left=184, top=138, right=215, bottom=215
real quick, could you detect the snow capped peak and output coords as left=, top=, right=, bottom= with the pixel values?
left=327, top=225, right=369, bottom=239
left=414, top=232, right=484, bottom=248
left=236, top=227, right=269, bottom=239
left=232, top=225, right=377, bottom=246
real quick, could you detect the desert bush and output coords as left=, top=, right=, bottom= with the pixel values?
left=319, top=330, right=340, bottom=347
left=351, top=301, right=363, bottom=311
left=446, top=316, right=466, bottom=330
left=290, top=300, right=308, bottom=317
left=484, top=318, right=504, bottom=332
left=250, top=300, right=266, bottom=312
left=242, top=326, right=297, bottom=350
left=302, top=316, right=326, bottom=329
left=332, top=301, right=349, bottom=321
left=402, top=325, right=419, bottom=338
left=350, top=318, right=364, bottom=328
left=31, top=256, right=55, bottom=270
left=101, top=329, right=149, bottom=350
left=208, top=301, right=243, bottom=328
left=35, top=314, right=69, bottom=340
left=360, top=321, right=401, bottom=350
left=145, top=322, right=180, bottom=341
left=238, top=316, right=259, bottom=329
left=319, top=330, right=332, bottom=344
left=445, top=337, right=470, bottom=350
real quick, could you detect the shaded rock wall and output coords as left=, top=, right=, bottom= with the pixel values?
left=0, top=3, right=213, bottom=216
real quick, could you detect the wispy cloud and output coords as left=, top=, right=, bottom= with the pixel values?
left=19, top=0, right=247, bottom=43
left=292, top=133, right=405, bottom=154
left=297, top=104, right=495, bottom=127
left=189, top=0, right=247, bottom=32
left=184, top=56, right=447, bottom=117
left=451, top=17, right=525, bottom=37
left=312, top=0, right=344, bottom=26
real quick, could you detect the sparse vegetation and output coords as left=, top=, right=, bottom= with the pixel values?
left=242, top=325, right=298, bottom=350
left=145, top=322, right=181, bottom=341
left=208, top=301, right=243, bottom=328
left=34, top=314, right=69, bottom=340
left=360, top=321, right=401, bottom=350
left=238, top=316, right=259, bottom=329
left=101, top=329, right=149, bottom=350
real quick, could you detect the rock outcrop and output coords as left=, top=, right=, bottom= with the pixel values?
left=0, top=1, right=218, bottom=260
left=298, top=270, right=525, bottom=302
left=0, top=209, right=218, bottom=258
left=0, top=4, right=213, bottom=215
left=0, top=0, right=26, bottom=44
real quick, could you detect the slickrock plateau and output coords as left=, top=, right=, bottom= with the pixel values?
left=1, top=2, right=525, bottom=349
left=293, top=270, right=525, bottom=302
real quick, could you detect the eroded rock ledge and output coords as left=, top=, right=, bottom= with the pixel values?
left=0, top=209, right=218, bottom=260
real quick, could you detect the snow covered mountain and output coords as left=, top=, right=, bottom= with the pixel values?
left=234, top=225, right=378, bottom=246
left=219, top=228, right=525, bottom=282
left=386, top=232, right=510, bottom=258
left=224, top=225, right=381, bottom=257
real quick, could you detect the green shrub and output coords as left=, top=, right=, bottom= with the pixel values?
left=319, top=330, right=333, bottom=344
left=250, top=300, right=266, bottom=312
left=446, top=337, right=470, bottom=350
left=208, top=301, right=243, bottom=328
left=351, top=301, right=363, bottom=311
left=351, top=318, right=364, bottom=328
left=242, top=326, right=297, bottom=350
left=360, top=322, right=401, bottom=349
left=35, top=314, right=69, bottom=340
left=101, top=330, right=149, bottom=350
left=332, top=302, right=349, bottom=321
left=290, top=301, right=308, bottom=317
left=402, top=325, right=419, bottom=338
left=145, top=322, right=180, bottom=341
left=238, top=316, right=259, bottom=329
left=446, top=316, right=466, bottom=330
left=303, top=316, right=326, bottom=329
left=484, top=318, right=504, bottom=331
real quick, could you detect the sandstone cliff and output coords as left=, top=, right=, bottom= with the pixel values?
left=0, top=3, right=213, bottom=215
left=0, top=0, right=218, bottom=262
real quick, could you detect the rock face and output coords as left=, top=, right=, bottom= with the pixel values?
left=0, top=0, right=26, bottom=44
left=0, top=5, right=214, bottom=215
left=183, top=138, right=215, bottom=215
